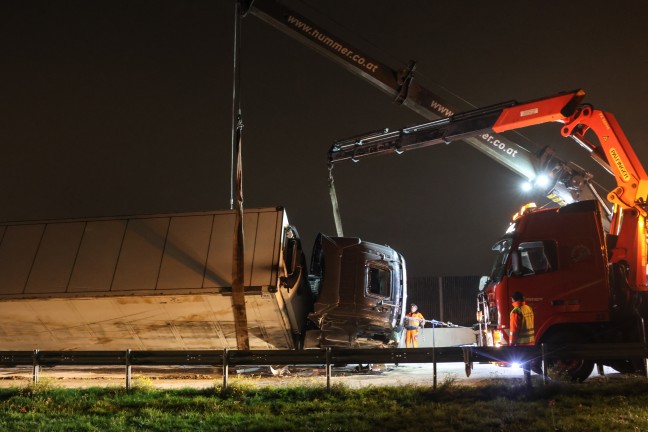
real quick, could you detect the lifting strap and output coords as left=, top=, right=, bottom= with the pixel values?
left=231, top=1, right=249, bottom=350
left=328, top=164, right=344, bottom=237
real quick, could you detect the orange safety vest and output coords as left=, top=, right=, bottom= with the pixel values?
left=510, top=301, right=535, bottom=345
left=405, top=312, right=425, bottom=330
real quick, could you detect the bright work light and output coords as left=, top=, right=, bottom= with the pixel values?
left=534, top=174, right=550, bottom=188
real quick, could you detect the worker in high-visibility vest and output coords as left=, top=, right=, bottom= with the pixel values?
left=510, top=291, right=535, bottom=345
left=404, top=304, right=425, bottom=348
left=510, top=291, right=542, bottom=374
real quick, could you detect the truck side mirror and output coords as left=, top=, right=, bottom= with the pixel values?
left=280, top=238, right=303, bottom=291
left=478, top=275, right=489, bottom=291
left=284, top=238, right=299, bottom=276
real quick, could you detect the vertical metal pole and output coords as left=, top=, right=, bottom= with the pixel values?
left=223, top=348, right=229, bottom=389
left=32, top=349, right=39, bottom=384
left=542, top=343, right=549, bottom=386
left=462, top=347, right=473, bottom=378
left=432, top=325, right=437, bottom=390
left=438, top=276, right=443, bottom=322
left=125, top=349, right=132, bottom=391
left=641, top=317, right=648, bottom=379
left=523, top=346, right=532, bottom=388
left=229, top=1, right=250, bottom=351
left=596, top=363, right=605, bottom=376
left=230, top=0, right=243, bottom=210
left=326, top=347, right=332, bottom=391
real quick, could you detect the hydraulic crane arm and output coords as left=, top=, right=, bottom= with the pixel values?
left=486, top=90, right=647, bottom=290
left=328, top=89, right=647, bottom=215
left=494, top=91, right=648, bottom=214
left=241, top=0, right=594, bottom=206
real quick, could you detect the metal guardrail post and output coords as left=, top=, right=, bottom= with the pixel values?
left=223, top=348, right=229, bottom=390
left=326, top=347, right=332, bottom=391
left=32, top=349, right=39, bottom=384
left=596, top=363, right=605, bottom=376
left=541, top=343, right=548, bottom=386
left=125, top=349, right=132, bottom=391
left=642, top=317, right=648, bottom=380
left=432, top=347, right=437, bottom=390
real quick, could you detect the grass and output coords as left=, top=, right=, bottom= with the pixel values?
left=1, top=377, right=648, bottom=431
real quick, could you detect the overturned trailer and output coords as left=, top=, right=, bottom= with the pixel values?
left=0, top=207, right=406, bottom=351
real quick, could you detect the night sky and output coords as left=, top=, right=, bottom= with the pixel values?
left=2, top=1, right=647, bottom=277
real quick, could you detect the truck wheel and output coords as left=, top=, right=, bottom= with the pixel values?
left=546, top=357, right=594, bottom=382
left=544, top=333, right=594, bottom=382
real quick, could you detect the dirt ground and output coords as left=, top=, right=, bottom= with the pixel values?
left=0, top=362, right=619, bottom=390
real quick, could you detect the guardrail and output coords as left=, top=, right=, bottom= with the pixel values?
left=1, top=344, right=647, bottom=390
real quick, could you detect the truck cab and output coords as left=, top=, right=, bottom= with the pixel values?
left=304, top=234, right=407, bottom=348
left=477, top=200, right=648, bottom=379
left=478, top=200, right=610, bottom=345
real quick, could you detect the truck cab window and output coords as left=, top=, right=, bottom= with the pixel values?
left=517, top=240, right=557, bottom=275
left=489, top=238, right=512, bottom=283
left=367, top=266, right=391, bottom=298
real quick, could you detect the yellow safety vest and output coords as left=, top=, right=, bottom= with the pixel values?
left=510, top=303, right=535, bottom=345
left=405, top=312, right=425, bottom=330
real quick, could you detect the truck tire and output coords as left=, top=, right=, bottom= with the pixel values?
left=543, top=333, right=594, bottom=382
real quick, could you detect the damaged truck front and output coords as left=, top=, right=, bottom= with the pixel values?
left=305, top=234, right=407, bottom=349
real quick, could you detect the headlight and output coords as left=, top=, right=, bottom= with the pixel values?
left=493, top=330, right=507, bottom=347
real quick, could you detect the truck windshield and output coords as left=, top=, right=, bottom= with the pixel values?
left=489, top=238, right=512, bottom=283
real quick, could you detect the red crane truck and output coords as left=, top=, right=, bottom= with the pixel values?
left=329, top=89, right=648, bottom=380
left=238, top=2, right=647, bottom=372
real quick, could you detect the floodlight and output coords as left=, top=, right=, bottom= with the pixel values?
left=535, top=174, right=550, bottom=188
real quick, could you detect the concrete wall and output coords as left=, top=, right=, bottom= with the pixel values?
left=399, top=327, right=476, bottom=348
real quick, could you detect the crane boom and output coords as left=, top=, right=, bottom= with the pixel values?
left=331, top=88, right=648, bottom=288
left=242, top=0, right=595, bottom=206
left=329, top=89, right=647, bottom=214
